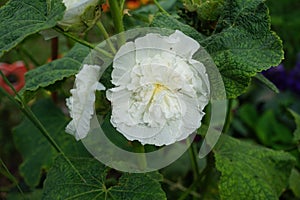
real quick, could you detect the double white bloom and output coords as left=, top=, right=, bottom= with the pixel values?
left=107, top=30, right=210, bottom=146
left=66, top=30, right=210, bottom=146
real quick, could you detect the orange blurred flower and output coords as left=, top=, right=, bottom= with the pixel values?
left=102, top=0, right=151, bottom=12
left=126, top=0, right=151, bottom=10
left=102, top=0, right=110, bottom=12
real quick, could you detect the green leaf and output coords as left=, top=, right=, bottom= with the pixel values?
left=214, top=135, right=295, bottom=200
left=7, top=190, right=43, bottom=200
left=255, top=110, right=292, bottom=148
left=152, top=0, right=283, bottom=98
left=202, top=0, right=283, bottom=98
left=22, top=43, right=90, bottom=93
left=13, top=99, right=89, bottom=188
left=289, top=109, right=300, bottom=143
left=43, top=155, right=167, bottom=200
left=289, top=168, right=300, bottom=198
left=236, top=103, right=258, bottom=129
left=204, top=30, right=282, bottom=98
left=196, top=0, right=224, bottom=21
left=0, top=0, right=65, bottom=57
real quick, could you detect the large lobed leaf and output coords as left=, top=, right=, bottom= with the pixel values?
left=214, top=135, right=296, bottom=200
left=13, top=99, right=89, bottom=188
left=202, top=0, right=283, bottom=97
left=43, top=155, right=167, bottom=200
left=152, top=0, right=283, bottom=98
left=0, top=0, right=65, bottom=57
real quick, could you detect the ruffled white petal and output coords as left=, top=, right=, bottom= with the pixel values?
left=168, top=30, right=200, bottom=59
left=112, top=42, right=136, bottom=86
left=66, top=64, right=105, bottom=140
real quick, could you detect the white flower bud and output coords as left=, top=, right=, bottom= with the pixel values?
left=59, top=0, right=99, bottom=27
left=66, top=64, right=105, bottom=140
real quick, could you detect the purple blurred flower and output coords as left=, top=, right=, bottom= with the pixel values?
left=263, top=54, right=300, bottom=95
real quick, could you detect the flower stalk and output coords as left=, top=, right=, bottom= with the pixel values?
left=132, top=141, right=147, bottom=170
left=153, top=0, right=169, bottom=15
left=187, top=140, right=200, bottom=181
left=96, top=21, right=116, bottom=54
left=0, top=158, right=24, bottom=196
left=222, top=99, right=234, bottom=134
left=108, top=0, right=126, bottom=46
left=108, top=0, right=124, bottom=34
left=54, top=27, right=114, bottom=58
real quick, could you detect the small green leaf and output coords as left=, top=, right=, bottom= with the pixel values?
left=43, top=155, right=167, bottom=200
left=13, top=99, right=89, bottom=188
left=214, top=135, right=296, bottom=200
left=0, top=0, right=65, bottom=57
left=22, top=43, right=90, bottom=93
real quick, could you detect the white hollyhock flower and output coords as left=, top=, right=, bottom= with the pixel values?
left=107, top=30, right=210, bottom=146
left=66, top=64, right=105, bottom=140
left=59, top=0, right=99, bottom=26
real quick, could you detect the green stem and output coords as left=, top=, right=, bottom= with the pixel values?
left=187, top=139, right=199, bottom=181
left=0, top=158, right=24, bottom=197
left=108, top=0, right=124, bottom=34
left=54, top=27, right=113, bottom=58
left=132, top=141, right=147, bottom=170
left=96, top=21, right=116, bottom=54
left=55, top=27, right=95, bottom=48
left=198, top=152, right=215, bottom=198
left=153, top=0, right=169, bottom=15
left=0, top=71, right=86, bottom=183
left=222, top=99, right=234, bottom=134
left=119, top=0, right=126, bottom=12
left=108, top=0, right=126, bottom=46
